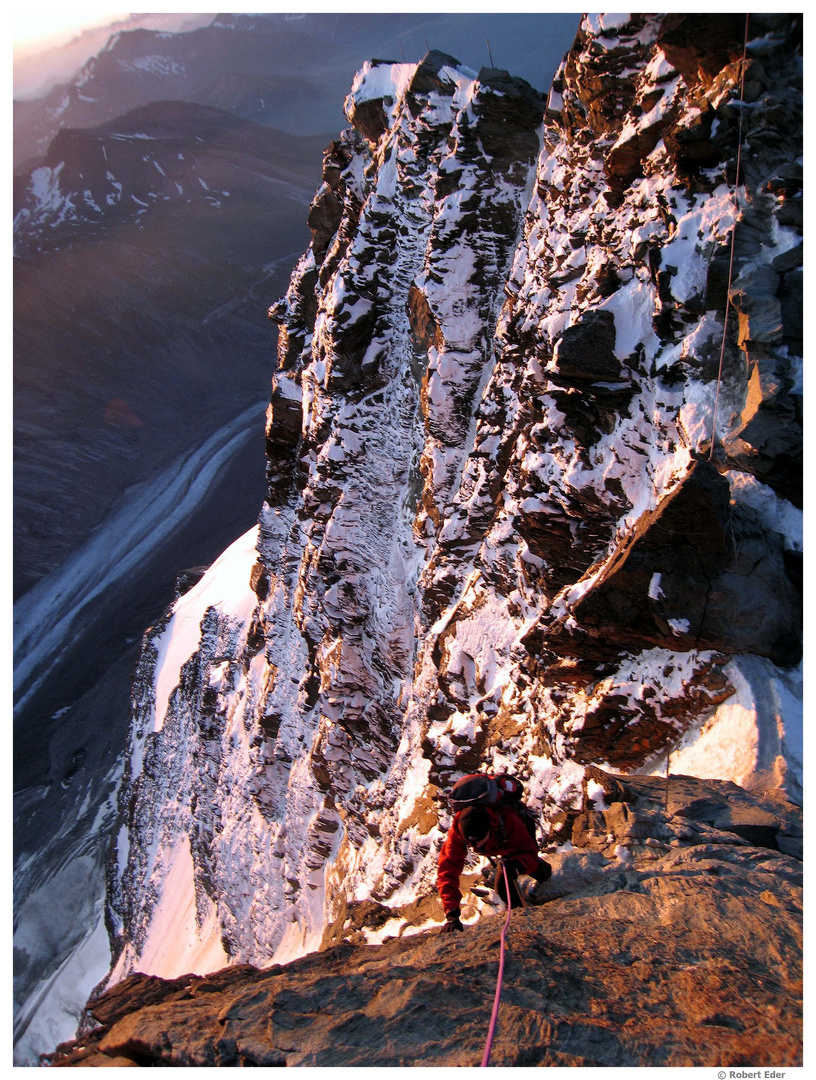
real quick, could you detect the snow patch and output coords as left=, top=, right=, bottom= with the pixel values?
left=117, top=54, right=185, bottom=77
left=153, top=526, right=260, bottom=732
left=587, top=779, right=609, bottom=811
left=583, top=13, right=632, bottom=35
left=599, top=274, right=660, bottom=361
left=122, top=835, right=228, bottom=981
left=728, top=472, right=802, bottom=552
left=656, top=657, right=802, bottom=800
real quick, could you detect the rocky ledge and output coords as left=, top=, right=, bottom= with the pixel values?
left=47, top=771, right=801, bottom=1067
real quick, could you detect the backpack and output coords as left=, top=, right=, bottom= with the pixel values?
left=448, top=772, right=538, bottom=843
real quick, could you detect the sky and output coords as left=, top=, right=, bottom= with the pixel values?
left=11, top=3, right=587, bottom=58
left=13, top=10, right=130, bottom=59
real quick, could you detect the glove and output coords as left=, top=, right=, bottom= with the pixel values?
left=440, top=910, right=464, bottom=933
left=534, top=859, right=552, bottom=883
left=502, top=859, right=523, bottom=879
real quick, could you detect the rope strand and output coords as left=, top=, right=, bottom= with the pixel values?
left=481, top=861, right=512, bottom=1067
left=708, top=13, right=750, bottom=459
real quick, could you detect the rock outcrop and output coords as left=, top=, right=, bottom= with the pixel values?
left=48, top=773, right=802, bottom=1067
left=99, top=11, right=801, bottom=1051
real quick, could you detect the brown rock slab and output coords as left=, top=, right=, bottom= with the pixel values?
left=48, top=776, right=800, bottom=1068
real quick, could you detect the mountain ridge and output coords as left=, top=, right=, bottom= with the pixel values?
left=46, top=770, right=803, bottom=1067
left=15, top=12, right=802, bottom=1066
left=105, top=10, right=801, bottom=992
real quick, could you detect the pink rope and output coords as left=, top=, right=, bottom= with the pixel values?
left=481, top=860, right=512, bottom=1067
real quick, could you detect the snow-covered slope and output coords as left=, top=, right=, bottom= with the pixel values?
left=107, top=14, right=801, bottom=989
left=13, top=101, right=324, bottom=257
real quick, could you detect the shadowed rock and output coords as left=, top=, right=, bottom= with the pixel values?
left=552, top=310, right=621, bottom=384
left=568, top=459, right=801, bottom=666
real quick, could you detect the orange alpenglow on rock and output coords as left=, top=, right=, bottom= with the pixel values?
left=104, top=398, right=143, bottom=427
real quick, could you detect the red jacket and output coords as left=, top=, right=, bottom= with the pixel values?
left=437, top=804, right=540, bottom=915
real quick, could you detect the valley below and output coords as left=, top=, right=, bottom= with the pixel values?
left=12, top=402, right=268, bottom=1059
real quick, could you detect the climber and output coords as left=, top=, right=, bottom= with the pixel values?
left=437, top=774, right=552, bottom=933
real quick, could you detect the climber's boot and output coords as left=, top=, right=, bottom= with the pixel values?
left=516, top=873, right=549, bottom=906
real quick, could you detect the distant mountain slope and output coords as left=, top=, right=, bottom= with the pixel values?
left=12, top=104, right=329, bottom=1070
left=13, top=13, right=580, bottom=169
left=14, top=100, right=327, bottom=255
left=13, top=108, right=327, bottom=1052
left=13, top=13, right=214, bottom=100
left=14, top=101, right=327, bottom=599
left=13, top=20, right=334, bottom=167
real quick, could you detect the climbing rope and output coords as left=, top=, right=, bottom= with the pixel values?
left=481, top=860, right=512, bottom=1067
left=708, top=13, right=751, bottom=460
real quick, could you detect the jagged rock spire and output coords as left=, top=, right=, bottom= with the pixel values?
left=108, top=14, right=801, bottom=986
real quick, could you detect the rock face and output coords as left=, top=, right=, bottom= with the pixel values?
left=102, top=11, right=801, bottom=1039
left=49, top=773, right=802, bottom=1067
